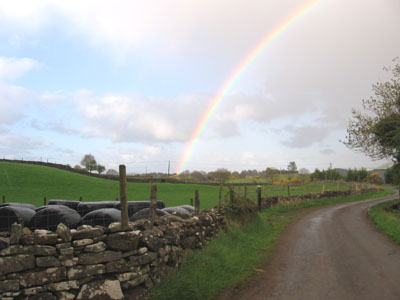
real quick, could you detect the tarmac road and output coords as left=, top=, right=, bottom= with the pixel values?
left=219, top=193, right=400, bottom=300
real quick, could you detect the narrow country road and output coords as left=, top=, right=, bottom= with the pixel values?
left=220, top=193, right=400, bottom=300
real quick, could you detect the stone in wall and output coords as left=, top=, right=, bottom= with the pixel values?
left=76, top=279, right=124, bottom=300
left=67, top=264, right=106, bottom=280
left=19, top=267, right=66, bottom=288
left=106, top=231, right=141, bottom=251
left=78, top=250, right=122, bottom=265
left=0, top=254, right=35, bottom=276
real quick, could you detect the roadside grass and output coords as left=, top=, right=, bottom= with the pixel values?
left=369, top=196, right=400, bottom=245
left=146, top=188, right=393, bottom=300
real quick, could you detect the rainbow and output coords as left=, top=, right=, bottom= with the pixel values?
left=176, top=0, right=322, bottom=173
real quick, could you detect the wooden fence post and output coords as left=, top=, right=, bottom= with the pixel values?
left=79, top=196, right=83, bottom=202
left=43, top=197, right=47, bottom=206
left=195, top=190, right=200, bottom=215
left=218, top=184, right=222, bottom=210
left=149, top=184, right=157, bottom=225
left=287, top=185, right=291, bottom=197
left=119, top=164, right=128, bottom=229
left=229, top=186, right=235, bottom=203
left=257, top=186, right=262, bottom=211
left=2, top=195, right=5, bottom=204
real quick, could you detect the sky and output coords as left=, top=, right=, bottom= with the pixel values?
left=0, top=0, right=399, bottom=174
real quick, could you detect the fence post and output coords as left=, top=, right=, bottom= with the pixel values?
left=79, top=196, right=83, bottom=202
left=195, top=190, right=200, bottom=215
left=218, top=184, right=222, bottom=210
left=257, top=185, right=262, bottom=211
left=43, top=197, right=47, bottom=206
left=229, top=186, right=235, bottom=203
left=321, top=184, right=325, bottom=194
left=119, top=164, right=128, bottom=229
left=190, top=198, right=193, bottom=206
left=287, top=185, right=291, bottom=197
left=2, top=195, right=5, bottom=204
left=149, top=184, right=157, bottom=225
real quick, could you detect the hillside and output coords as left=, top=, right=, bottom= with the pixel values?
left=0, top=162, right=224, bottom=209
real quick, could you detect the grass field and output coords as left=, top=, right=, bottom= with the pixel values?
left=0, top=162, right=228, bottom=209
left=146, top=188, right=394, bottom=300
left=0, top=162, right=354, bottom=209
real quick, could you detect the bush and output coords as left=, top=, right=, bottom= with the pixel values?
left=366, top=173, right=384, bottom=185
left=224, top=197, right=258, bottom=224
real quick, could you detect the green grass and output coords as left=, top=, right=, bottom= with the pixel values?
left=369, top=197, right=400, bottom=244
left=0, top=162, right=228, bottom=209
left=0, top=162, right=354, bottom=209
left=146, top=188, right=393, bottom=300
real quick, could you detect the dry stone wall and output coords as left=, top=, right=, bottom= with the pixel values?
left=261, top=188, right=379, bottom=208
left=0, top=210, right=226, bottom=300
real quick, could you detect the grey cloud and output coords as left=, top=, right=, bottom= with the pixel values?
left=280, top=125, right=332, bottom=148
left=0, top=132, right=51, bottom=155
left=320, top=149, right=336, bottom=155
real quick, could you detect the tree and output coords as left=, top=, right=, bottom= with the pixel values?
left=209, top=168, right=231, bottom=183
left=342, top=58, right=400, bottom=163
left=299, top=168, right=310, bottom=175
left=106, top=169, right=118, bottom=175
left=96, top=164, right=106, bottom=174
left=190, top=171, right=207, bottom=182
left=287, top=161, right=298, bottom=173
left=80, top=154, right=97, bottom=173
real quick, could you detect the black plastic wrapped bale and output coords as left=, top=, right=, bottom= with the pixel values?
left=29, top=205, right=81, bottom=231
left=116, top=200, right=166, bottom=217
left=180, top=205, right=195, bottom=213
left=80, top=208, right=121, bottom=227
left=48, top=199, right=80, bottom=211
left=129, top=208, right=170, bottom=222
left=0, top=206, right=36, bottom=232
left=77, top=201, right=119, bottom=216
left=162, top=206, right=191, bottom=217
left=0, top=203, right=36, bottom=210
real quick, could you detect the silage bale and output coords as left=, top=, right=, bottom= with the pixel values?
left=180, top=205, right=195, bottom=212
left=115, top=200, right=166, bottom=217
left=29, top=205, right=81, bottom=231
left=0, top=203, right=36, bottom=210
left=129, top=208, right=170, bottom=222
left=80, top=208, right=121, bottom=227
left=162, top=206, right=191, bottom=217
left=48, top=199, right=80, bottom=211
left=0, top=206, right=36, bottom=232
left=77, top=201, right=119, bottom=216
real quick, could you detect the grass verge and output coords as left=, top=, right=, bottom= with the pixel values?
left=146, top=189, right=393, bottom=300
left=368, top=196, right=400, bottom=245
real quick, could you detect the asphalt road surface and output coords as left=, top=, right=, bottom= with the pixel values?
left=220, top=193, right=400, bottom=300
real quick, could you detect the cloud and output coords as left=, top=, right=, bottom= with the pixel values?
left=72, top=90, right=208, bottom=143
left=31, top=119, right=79, bottom=135
left=0, top=132, right=51, bottom=155
left=280, top=125, right=333, bottom=148
left=0, top=57, right=40, bottom=81
left=0, top=83, right=33, bottom=126
left=320, top=149, right=336, bottom=155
